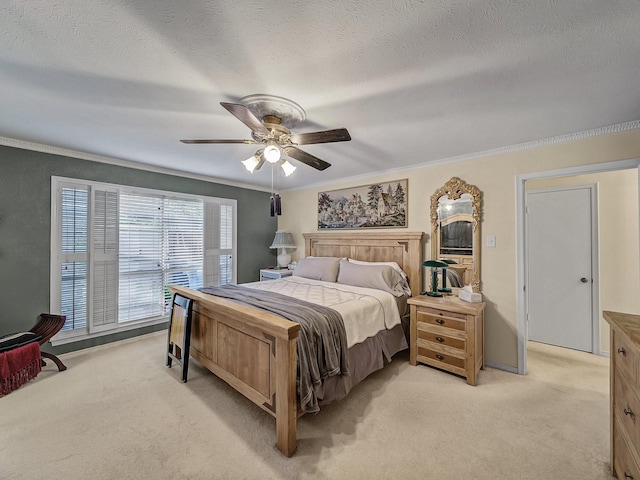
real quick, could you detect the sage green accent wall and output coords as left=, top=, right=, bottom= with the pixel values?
left=0, top=145, right=277, bottom=354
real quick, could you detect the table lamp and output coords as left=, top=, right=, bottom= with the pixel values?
left=270, top=230, right=296, bottom=268
left=438, top=258, right=457, bottom=293
left=422, top=260, right=449, bottom=297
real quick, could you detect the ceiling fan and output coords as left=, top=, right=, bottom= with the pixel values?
left=180, top=94, right=351, bottom=176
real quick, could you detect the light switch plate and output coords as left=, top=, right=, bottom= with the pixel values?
left=487, top=235, right=496, bottom=247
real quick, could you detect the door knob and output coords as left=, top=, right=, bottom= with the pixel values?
left=580, top=277, right=589, bottom=283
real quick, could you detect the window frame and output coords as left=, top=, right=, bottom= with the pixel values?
left=50, top=176, right=237, bottom=346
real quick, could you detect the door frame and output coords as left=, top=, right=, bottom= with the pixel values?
left=525, top=183, right=599, bottom=354
left=515, top=158, right=640, bottom=375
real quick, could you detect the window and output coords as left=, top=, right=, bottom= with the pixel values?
left=51, top=177, right=236, bottom=344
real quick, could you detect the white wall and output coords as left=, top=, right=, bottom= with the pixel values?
left=277, top=129, right=640, bottom=369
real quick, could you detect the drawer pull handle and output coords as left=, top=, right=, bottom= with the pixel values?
left=436, top=336, right=445, bottom=343
left=624, top=407, right=636, bottom=421
left=625, top=473, right=634, bottom=480
left=435, top=319, right=445, bottom=325
left=435, top=354, right=445, bottom=361
left=618, top=347, right=627, bottom=356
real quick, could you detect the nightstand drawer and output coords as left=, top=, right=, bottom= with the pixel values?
left=416, top=327, right=466, bottom=351
left=417, top=345, right=465, bottom=372
left=260, top=269, right=293, bottom=281
left=416, top=308, right=466, bottom=332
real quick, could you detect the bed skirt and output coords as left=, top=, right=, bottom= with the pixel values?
left=316, top=323, right=408, bottom=406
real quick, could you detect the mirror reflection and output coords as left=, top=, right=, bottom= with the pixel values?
left=430, top=177, right=482, bottom=292
left=438, top=194, right=473, bottom=256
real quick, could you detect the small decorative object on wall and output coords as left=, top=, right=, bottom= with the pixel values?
left=318, top=179, right=408, bottom=229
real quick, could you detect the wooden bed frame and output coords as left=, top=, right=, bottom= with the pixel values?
left=169, top=231, right=423, bottom=456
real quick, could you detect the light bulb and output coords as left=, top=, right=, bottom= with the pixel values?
left=280, top=160, right=296, bottom=177
left=264, top=143, right=281, bottom=163
left=242, top=155, right=260, bottom=172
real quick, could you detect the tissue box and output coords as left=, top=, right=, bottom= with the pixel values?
left=458, top=288, right=482, bottom=303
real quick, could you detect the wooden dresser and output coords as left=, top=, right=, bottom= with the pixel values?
left=604, top=310, right=640, bottom=479
left=408, top=295, right=485, bottom=385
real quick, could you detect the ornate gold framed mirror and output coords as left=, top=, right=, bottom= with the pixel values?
left=430, top=177, right=482, bottom=292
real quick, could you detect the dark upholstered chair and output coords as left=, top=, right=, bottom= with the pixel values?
left=30, top=314, right=67, bottom=371
left=166, top=294, right=194, bottom=383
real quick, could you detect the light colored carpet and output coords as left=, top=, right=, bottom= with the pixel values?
left=0, top=333, right=614, bottom=480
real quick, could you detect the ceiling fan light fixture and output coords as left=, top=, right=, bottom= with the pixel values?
left=181, top=95, right=349, bottom=173
left=242, top=154, right=260, bottom=172
left=280, top=160, right=296, bottom=177
left=264, top=142, right=281, bottom=163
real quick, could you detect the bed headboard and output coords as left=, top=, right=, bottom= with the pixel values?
left=302, top=231, right=424, bottom=297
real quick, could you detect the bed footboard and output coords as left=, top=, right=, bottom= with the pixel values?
left=168, top=285, right=301, bottom=457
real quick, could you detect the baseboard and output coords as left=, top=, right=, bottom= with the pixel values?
left=485, top=360, right=519, bottom=374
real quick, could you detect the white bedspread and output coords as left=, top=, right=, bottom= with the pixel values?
left=243, top=276, right=401, bottom=348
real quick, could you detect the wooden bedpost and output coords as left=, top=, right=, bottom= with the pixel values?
left=275, top=332, right=298, bottom=456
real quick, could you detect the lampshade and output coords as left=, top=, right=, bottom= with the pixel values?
left=270, top=230, right=296, bottom=268
left=242, top=149, right=265, bottom=173
left=280, top=160, right=296, bottom=177
left=242, top=155, right=260, bottom=172
left=270, top=230, right=296, bottom=249
left=422, top=260, right=449, bottom=268
left=264, top=142, right=282, bottom=163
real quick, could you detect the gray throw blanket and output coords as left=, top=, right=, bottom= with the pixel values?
left=199, top=284, right=350, bottom=413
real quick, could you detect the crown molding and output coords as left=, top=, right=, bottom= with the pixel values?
left=3, top=119, right=639, bottom=194
left=0, top=136, right=272, bottom=193
left=290, top=119, right=640, bottom=191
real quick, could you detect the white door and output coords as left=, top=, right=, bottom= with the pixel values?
left=526, top=185, right=595, bottom=352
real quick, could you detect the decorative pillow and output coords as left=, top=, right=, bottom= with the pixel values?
left=347, top=258, right=408, bottom=278
left=337, top=259, right=407, bottom=297
left=347, top=258, right=411, bottom=295
left=292, top=257, right=341, bottom=282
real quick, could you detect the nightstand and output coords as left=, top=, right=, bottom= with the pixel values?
left=408, top=295, right=486, bottom=385
left=259, top=268, right=293, bottom=281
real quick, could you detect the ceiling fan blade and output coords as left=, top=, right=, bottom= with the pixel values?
left=284, top=147, right=331, bottom=171
left=289, top=128, right=351, bottom=145
left=220, top=102, right=270, bottom=136
left=180, top=139, right=257, bottom=144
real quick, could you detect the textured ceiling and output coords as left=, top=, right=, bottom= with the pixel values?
left=1, top=1, right=640, bottom=190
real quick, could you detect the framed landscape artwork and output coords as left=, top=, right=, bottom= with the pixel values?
left=318, top=179, right=408, bottom=229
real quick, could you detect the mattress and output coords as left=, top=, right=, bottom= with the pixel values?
left=244, top=275, right=405, bottom=348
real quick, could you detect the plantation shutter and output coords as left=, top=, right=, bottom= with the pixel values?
left=118, top=193, right=165, bottom=322
left=91, top=189, right=118, bottom=330
left=203, top=200, right=235, bottom=286
left=59, top=185, right=89, bottom=333
left=163, top=197, right=204, bottom=294
left=219, top=202, right=234, bottom=284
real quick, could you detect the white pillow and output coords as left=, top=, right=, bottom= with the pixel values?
left=337, top=259, right=407, bottom=297
left=292, top=257, right=341, bottom=282
left=347, top=258, right=411, bottom=295
left=347, top=258, right=407, bottom=278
